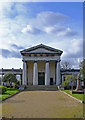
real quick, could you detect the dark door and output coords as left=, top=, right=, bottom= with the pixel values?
left=50, top=78, right=53, bottom=85
left=38, top=72, right=45, bottom=85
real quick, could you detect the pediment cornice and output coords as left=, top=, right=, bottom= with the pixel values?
left=20, top=44, right=63, bottom=56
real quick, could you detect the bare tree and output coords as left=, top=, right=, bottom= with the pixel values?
left=61, top=61, right=71, bottom=69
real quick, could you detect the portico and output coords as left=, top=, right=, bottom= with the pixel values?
left=20, top=44, right=63, bottom=86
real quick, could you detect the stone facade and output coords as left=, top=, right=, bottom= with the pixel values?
left=20, top=44, right=63, bottom=86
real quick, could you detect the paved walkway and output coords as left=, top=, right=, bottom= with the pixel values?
left=1, top=91, right=83, bottom=118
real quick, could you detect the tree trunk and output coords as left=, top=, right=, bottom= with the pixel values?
left=76, top=79, right=83, bottom=91
left=71, top=81, right=73, bottom=90
left=9, top=81, right=12, bottom=88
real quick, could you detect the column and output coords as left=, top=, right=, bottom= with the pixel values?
left=1, top=68, right=3, bottom=86
left=56, top=61, right=61, bottom=85
left=22, top=61, right=27, bottom=85
left=27, top=63, right=28, bottom=85
left=33, top=61, right=38, bottom=85
left=62, top=75, right=64, bottom=83
left=20, top=74, right=22, bottom=85
left=45, top=61, right=50, bottom=85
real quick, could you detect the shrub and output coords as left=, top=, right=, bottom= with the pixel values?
left=62, top=80, right=70, bottom=89
left=0, top=86, right=7, bottom=94
left=65, top=75, right=77, bottom=90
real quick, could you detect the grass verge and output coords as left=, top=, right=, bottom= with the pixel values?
left=63, top=90, right=85, bottom=103
left=0, top=88, right=20, bottom=101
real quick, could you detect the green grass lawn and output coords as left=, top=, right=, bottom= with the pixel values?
left=0, top=88, right=20, bottom=101
left=63, top=90, right=85, bottom=103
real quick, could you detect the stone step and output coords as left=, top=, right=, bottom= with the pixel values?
left=24, top=85, right=58, bottom=91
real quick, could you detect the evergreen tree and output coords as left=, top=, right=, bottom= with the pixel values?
left=2, top=73, right=17, bottom=87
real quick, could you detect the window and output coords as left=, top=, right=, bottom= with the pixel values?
left=51, top=54, right=55, bottom=56
left=46, top=54, right=49, bottom=57
left=34, top=54, right=37, bottom=57
left=40, top=54, right=43, bottom=57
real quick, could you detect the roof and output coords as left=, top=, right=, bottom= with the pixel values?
left=61, top=68, right=80, bottom=72
left=20, top=44, right=63, bottom=55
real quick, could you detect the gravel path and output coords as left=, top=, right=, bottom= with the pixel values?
left=1, top=91, right=83, bottom=118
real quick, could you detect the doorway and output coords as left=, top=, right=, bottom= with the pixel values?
left=38, top=72, right=45, bottom=85
left=50, top=78, right=53, bottom=85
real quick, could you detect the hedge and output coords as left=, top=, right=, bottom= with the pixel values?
left=0, top=86, right=7, bottom=94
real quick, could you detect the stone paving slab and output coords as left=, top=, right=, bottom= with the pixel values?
left=1, top=91, right=84, bottom=118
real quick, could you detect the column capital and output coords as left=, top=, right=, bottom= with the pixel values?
left=34, top=60, right=38, bottom=63
left=45, top=60, right=49, bottom=63
left=22, top=60, right=27, bottom=63
left=58, top=60, right=61, bottom=62
left=56, top=60, right=61, bottom=63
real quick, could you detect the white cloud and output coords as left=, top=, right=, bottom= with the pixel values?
left=22, top=11, right=69, bottom=35
left=44, top=26, right=77, bottom=37
left=48, top=38, right=83, bottom=68
left=0, top=3, right=30, bottom=49
left=22, top=25, right=31, bottom=33
left=22, top=25, right=43, bottom=34
left=44, top=25, right=65, bottom=34
left=68, top=39, right=83, bottom=56
left=35, top=11, right=68, bottom=26
left=0, top=56, right=22, bottom=69
left=61, top=38, right=83, bottom=68
left=44, top=26, right=54, bottom=33
left=22, top=11, right=77, bottom=37
left=57, top=27, right=77, bottom=37
left=0, top=3, right=82, bottom=69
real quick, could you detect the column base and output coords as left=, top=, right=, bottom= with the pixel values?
left=56, top=83, right=61, bottom=86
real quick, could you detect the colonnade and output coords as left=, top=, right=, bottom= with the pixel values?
left=23, top=60, right=61, bottom=85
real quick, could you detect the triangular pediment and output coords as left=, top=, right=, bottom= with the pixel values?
left=25, top=48, right=56, bottom=53
left=20, top=44, right=63, bottom=55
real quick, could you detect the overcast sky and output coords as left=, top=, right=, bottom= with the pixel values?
left=0, top=2, right=83, bottom=69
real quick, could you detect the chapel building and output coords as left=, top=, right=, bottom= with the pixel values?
left=20, top=44, right=63, bottom=86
